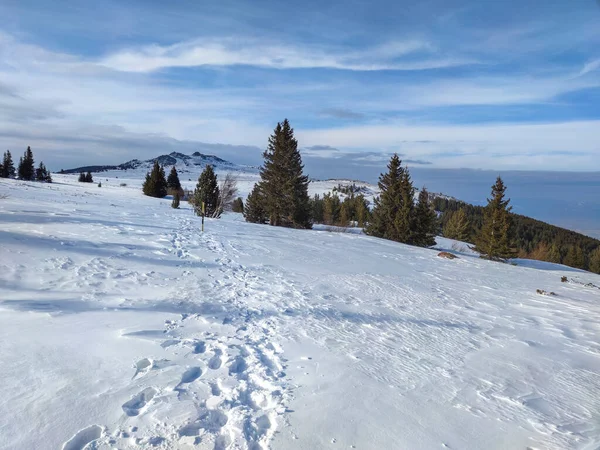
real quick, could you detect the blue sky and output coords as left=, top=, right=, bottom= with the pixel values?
left=0, top=0, right=599, bottom=176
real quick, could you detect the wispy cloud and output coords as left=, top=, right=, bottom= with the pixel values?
left=98, top=38, right=472, bottom=72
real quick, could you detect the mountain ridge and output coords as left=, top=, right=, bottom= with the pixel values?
left=60, top=151, right=254, bottom=174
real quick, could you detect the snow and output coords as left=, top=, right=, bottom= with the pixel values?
left=1, top=175, right=600, bottom=450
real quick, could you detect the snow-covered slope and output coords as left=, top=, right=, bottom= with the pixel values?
left=1, top=176, right=599, bottom=450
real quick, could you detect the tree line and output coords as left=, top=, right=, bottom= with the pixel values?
left=434, top=193, right=600, bottom=273
left=0, top=147, right=52, bottom=183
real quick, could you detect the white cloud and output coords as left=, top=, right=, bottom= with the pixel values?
left=98, top=38, right=472, bottom=72
left=579, top=59, right=600, bottom=76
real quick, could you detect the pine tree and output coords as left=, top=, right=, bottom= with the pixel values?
left=323, top=193, right=341, bottom=225
left=244, top=184, right=267, bottom=224
left=2, top=150, right=15, bottom=178
left=192, top=165, right=220, bottom=216
left=412, top=188, right=437, bottom=247
left=35, top=162, right=50, bottom=182
left=563, top=246, right=585, bottom=269
left=85, top=171, right=93, bottom=183
left=589, top=247, right=600, bottom=274
left=232, top=197, right=244, bottom=213
left=171, top=192, right=180, bottom=209
left=443, top=208, right=470, bottom=241
left=259, top=119, right=311, bottom=229
left=547, top=242, right=562, bottom=263
left=310, top=194, right=324, bottom=223
left=355, top=195, right=369, bottom=228
left=167, top=166, right=182, bottom=193
left=18, top=146, right=35, bottom=180
left=78, top=172, right=86, bottom=182
left=475, top=177, right=513, bottom=260
left=338, top=203, right=350, bottom=227
left=366, top=154, right=414, bottom=243
left=142, top=161, right=168, bottom=198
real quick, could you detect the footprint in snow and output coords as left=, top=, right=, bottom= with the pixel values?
left=122, top=387, right=157, bottom=417
left=180, top=366, right=202, bottom=384
left=132, top=358, right=152, bottom=379
left=193, top=341, right=206, bottom=354
left=209, top=349, right=223, bottom=370
left=61, top=425, right=102, bottom=450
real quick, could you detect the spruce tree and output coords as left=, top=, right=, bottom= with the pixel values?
left=338, top=203, right=350, bottom=227
left=412, top=188, right=437, bottom=247
left=85, top=171, right=93, bottom=183
left=443, top=208, right=470, bottom=241
left=35, top=162, right=49, bottom=182
left=563, top=246, right=585, bottom=269
left=310, top=194, right=324, bottom=223
left=167, top=166, right=182, bottom=193
left=232, top=197, right=244, bottom=213
left=355, top=195, right=369, bottom=228
left=2, top=150, right=15, bottom=178
left=323, top=193, right=340, bottom=225
left=244, top=184, right=267, bottom=224
left=18, top=146, right=35, bottom=180
left=142, top=161, right=168, bottom=198
left=78, top=172, right=86, bottom=182
left=259, top=119, right=311, bottom=228
left=193, top=165, right=220, bottom=216
left=589, top=247, right=600, bottom=274
left=366, top=154, right=414, bottom=243
left=475, top=176, right=513, bottom=260
left=547, top=242, right=562, bottom=264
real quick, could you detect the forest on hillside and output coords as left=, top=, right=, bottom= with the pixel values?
left=433, top=197, right=600, bottom=272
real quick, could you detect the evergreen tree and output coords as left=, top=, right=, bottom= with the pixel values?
left=259, top=119, right=311, bottom=228
left=78, top=172, right=86, bottom=182
left=192, top=165, right=220, bottom=216
left=17, top=146, right=35, bottom=180
left=232, top=197, right=244, bottom=213
left=323, top=193, right=341, bottom=225
left=244, top=184, right=267, bottom=224
left=443, top=208, right=470, bottom=241
left=85, top=171, right=93, bottom=183
left=412, top=188, right=437, bottom=247
left=2, top=150, right=15, bottom=178
left=366, top=154, right=414, bottom=243
left=355, top=195, right=369, bottom=228
left=310, top=194, right=324, bottom=223
left=547, top=242, right=562, bottom=264
left=475, top=177, right=513, bottom=260
left=35, top=162, right=51, bottom=182
left=563, top=246, right=585, bottom=269
left=171, top=192, right=180, bottom=209
left=338, top=203, right=350, bottom=227
left=589, top=247, right=600, bottom=274
left=142, top=161, right=168, bottom=198
left=167, top=166, right=182, bottom=193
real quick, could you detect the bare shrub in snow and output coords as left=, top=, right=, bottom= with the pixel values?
left=214, top=173, right=238, bottom=218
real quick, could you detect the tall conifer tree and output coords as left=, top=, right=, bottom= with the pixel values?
left=475, top=177, right=513, bottom=260
left=244, top=184, right=267, bottom=224
left=412, top=188, right=437, bottom=247
left=2, top=150, right=15, bottom=178
left=366, top=154, right=415, bottom=243
left=167, top=166, right=182, bottom=192
left=18, top=146, right=35, bottom=180
left=142, top=161, right=168, bottom=198
left=193, top=165, right=219, bottom=217
left=258, top=119, right=311, bottom=228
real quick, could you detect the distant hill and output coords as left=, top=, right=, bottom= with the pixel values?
left=61, top=151, right=255, bottom=175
